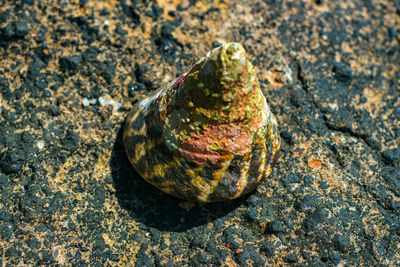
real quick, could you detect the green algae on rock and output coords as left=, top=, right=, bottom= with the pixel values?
left=123, top=43, right=280, bottom=202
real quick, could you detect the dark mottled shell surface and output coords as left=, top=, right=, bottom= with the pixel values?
left=123, top=43, right=280, bottom=202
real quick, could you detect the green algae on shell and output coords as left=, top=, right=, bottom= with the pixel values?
left=123, top=43, right=280, bottom=202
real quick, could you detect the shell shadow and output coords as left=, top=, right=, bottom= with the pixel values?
left=111, top=125, right=248, bottom=232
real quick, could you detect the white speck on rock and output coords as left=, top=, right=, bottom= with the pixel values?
left=285, top=67, right=293, bottom=83
left=328, top=102, right=338, bottom=111
left=83, top=97, right=97, bottom=107
left=99, top=96, right=114, bottom=107
left=114, top=102, right=122, bottom=111
left=98, top=95, right=121, bottom=112
left=37, top=140, right=45, bottom=150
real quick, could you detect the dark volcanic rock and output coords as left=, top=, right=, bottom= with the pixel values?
left=96, top=60, right=115, bottom=83
left=28, top=58, right=46, bottom=80
left=333, top=62, right=352, bottom=83
left=61, top=130, right=80, bottom=152
left=382, top=148, right=400, bottom=165
left=266, top=220, right=286, bottom=234
left=0, top=150, right=26, bottom=174
left=303, top=208, right=329, bottom=232
left=59, top=55, right=83, bottom=75
left=332, top=233, right=351, bottom=252
left=1, top=20, right=30, bottom=40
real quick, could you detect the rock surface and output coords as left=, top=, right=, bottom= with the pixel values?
left=0, top=0, right=399, bottom=265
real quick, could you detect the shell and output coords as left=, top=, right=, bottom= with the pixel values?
left=123, top=43, right=280, bottom=202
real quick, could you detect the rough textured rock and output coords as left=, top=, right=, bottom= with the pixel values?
left=0, top=0, right=399, bottom=265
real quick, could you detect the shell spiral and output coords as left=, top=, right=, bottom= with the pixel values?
left=123, top=43, right=280, bottom=202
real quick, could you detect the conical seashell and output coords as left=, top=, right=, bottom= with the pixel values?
left=123, top=43, right=280, bottom=202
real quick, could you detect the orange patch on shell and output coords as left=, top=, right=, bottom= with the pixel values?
left=178, top=123, right=253, bottom=165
